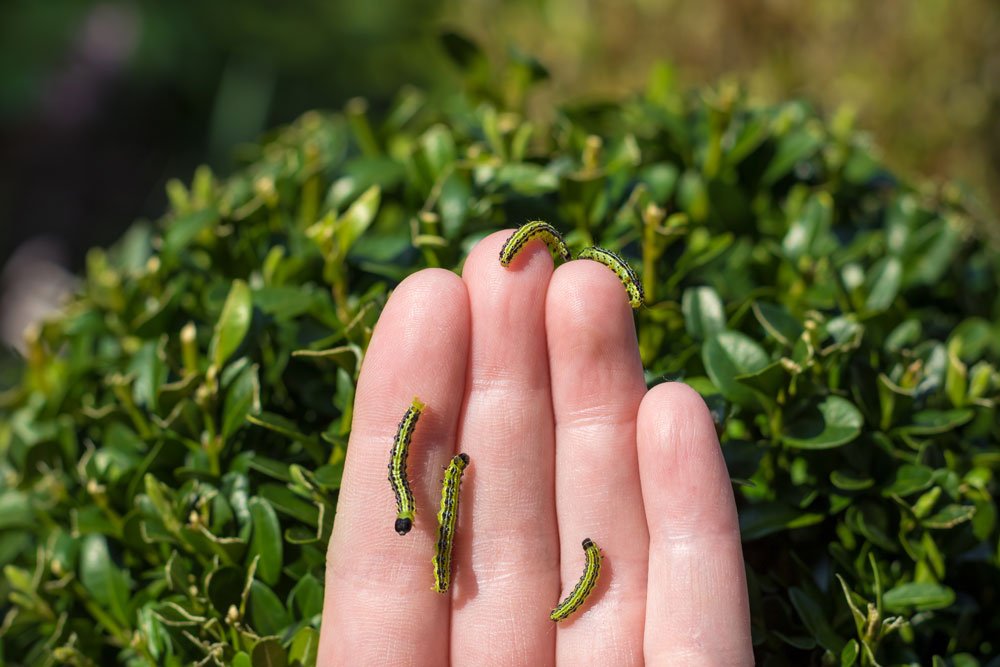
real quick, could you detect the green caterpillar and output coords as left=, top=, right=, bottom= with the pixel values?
left=432, top=453, right=470, bottom=593
left=577, top=246, right=644, bottom=309
left=388, top=397, right=424, bottom=536
left=499, top=220, right=571, bottom=267
left=550, top=538, right=602, bottom=622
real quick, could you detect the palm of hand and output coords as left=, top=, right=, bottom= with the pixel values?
left=318, top=232, right=752, bottom=666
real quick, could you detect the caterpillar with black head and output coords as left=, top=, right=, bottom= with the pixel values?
left=550, top=537, right=602, bottom=621
left=432, top=453, right=470, bottom=593
left=388, top=397, right=424, bottom=535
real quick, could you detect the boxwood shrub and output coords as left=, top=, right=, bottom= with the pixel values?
left=1, top=50, right=999, bottom=666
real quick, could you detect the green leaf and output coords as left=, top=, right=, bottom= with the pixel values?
left=128, top=339, right=167, bottom=411
left=79, top=535, right=132, bottom=627
left=836, top=575, right=866, bottom=637
left=258, top=484, right=320, bottom=525
left=248, top=497, right=284, bottom=586
left=789, top=587, right=845, bottom=653
left=210, top=279, right=253, bottom=369
left=763, top=128, right=824, bottom=184
left=864, top=256, right=902, bottom=313
left=923, top=504, right=976, bottom=529
left=830, top=470, right=874, bottom=491
left=4, top=565, right=34, bottom=595
left=246, top=411, right=315, bottom=444
left=420, top=125, right=457, bottom=180
left=288, top=573, right=324, bottom=619
left=249, top=581, right=293, bottom=636
left=337, top=185, right=381, bottom=253
left=291, top=345, right=362, bottom=376
left=702, top=331, right=771, bottom=407
left=752, top=301, right=803, bottom=346
left=222, top=362, right=261, bottom=439
left=288, top=627, right=320, bottom=666
left=782, top=396, right=863, bottom=449
left=883, top=582, right=956, bottom=612
left=252, top=286, right=320, bottom=320
left=881, top=464, right=935, bottom=497
left=682, top=286, right=726, bottom=341
left=0, top=490, right=33, bottom=530
left=740, top=502, right=825, bottom=541
left=948, top=317, right=995, bottom=362
left=900, top=408, right=974, bottom=435
left=312, top=464, right=345, bottom=491
left=735, top=361, right=788, bottom=403
left=244, top=456, right=292, bottom=482
left=885, top=319, right=922, bottom=353
left=840, top=639, right=859, bottom=667
left=951, top=654, right=981, bottom=667
left=677, top=169, right=709, bottom=221
left=640, top=162, right=679, bottom=201
left=163, top=208, right=218, bottom=256
left=436, top=171, right=470, bottom=237
left=782, top=191, right=834, bottom=261
left=252, top=638, right=288, bottom=667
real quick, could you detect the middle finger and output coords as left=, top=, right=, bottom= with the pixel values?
left=450, top=230, right=560, bottom=665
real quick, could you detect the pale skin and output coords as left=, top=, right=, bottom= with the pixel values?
left=318, top=231, right=754, bottom=666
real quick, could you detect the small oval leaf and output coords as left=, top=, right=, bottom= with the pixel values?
left=288, top=627, right=320, bottom=666
left=79, top=535, right=131, bottom=627
left=682, top=286, right=726, bottom=341
left=249, top=581, right=292, bottom=637
left=782, top=396, right=863, bottom=449
left=883, top=582, right=956, bottom=612
left=248, top=497, right=284, bottom=586
left=702, top=331, right=770, bottom=407
left=210, top=280, right=253, bottom=369
left=251, top=638, right=288, bottom=667
left=881, top=464, right=934, bottom=497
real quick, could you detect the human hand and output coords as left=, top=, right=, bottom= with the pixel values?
left=318, top=231, right=753, bottom=665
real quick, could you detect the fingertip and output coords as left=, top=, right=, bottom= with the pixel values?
left=639, top=382, right=752, bottom=664
left=466, top=229, right=554, bottom=279
left=349, top=267, right=471, bottom=448
left=547, top=260, right=635, bottom=331
left=466, top=229, right=516, bottom=271
left=545, top=260, right=644, bottom=412
left=637, top=382, right=736, bottom=539
left=392, top=267, right=468, bottom=308
left=637, top=382, right=716, bottom=449
left=372, top=268, right=469, bottom=354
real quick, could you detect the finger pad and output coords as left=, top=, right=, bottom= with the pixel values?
left=637, top=383, right=738, bottom=539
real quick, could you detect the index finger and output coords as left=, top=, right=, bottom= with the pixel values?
left=319, top=269, right=470, bottom=666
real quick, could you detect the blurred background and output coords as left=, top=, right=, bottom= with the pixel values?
left=1, top=0, right=998, bottom=349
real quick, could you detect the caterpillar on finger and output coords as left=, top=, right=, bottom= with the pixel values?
left=499, top=221, right=571, bottom=267
left=432, top=453, right=470, bottom=593
left=388, top=397, right=425, bottom=535
left=550, top=538, right=602, bottom=622
left=577, top=246, right=644, bottom=309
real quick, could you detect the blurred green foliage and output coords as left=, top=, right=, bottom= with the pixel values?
left=0, top=0, right=445, bottom=119
left=2, top=37, right=1000, bottom=666
left=0, top=0, right=449, bottom=272
left=449, top=0, right=1000, bottom=222
left=2, top=0, right=996, bottom=278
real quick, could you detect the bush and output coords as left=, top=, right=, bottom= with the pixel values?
left=1, top=49, right=999, bottom=666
